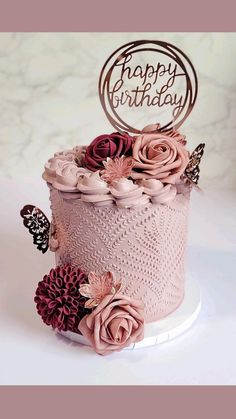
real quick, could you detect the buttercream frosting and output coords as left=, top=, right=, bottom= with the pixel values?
left=77, top=172, right=114, bottom=207
left=139, top=179, right=177, bottom=204
left=42, top=156, right=73, bottom=184
left=52, top=161, right=89, bottom=192
left=109, top=178, right=150, bottom=208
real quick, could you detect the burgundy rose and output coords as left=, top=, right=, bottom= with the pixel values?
left=84, top=132, right=133, bottom=171
left=34, top=265, right=89, bottom=333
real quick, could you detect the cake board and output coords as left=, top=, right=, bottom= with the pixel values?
left=57, top=274, right=201, bottom=350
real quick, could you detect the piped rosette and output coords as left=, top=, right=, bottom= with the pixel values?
left=77, top=171, right=114, bottom=207
left=52, top=161, right=89, bottom=193
left=42, top=156, right=74, bottom=184
left=109, top=178, right=150, bottom=209
left=139, top=179, right=177, bottom=204
left=43, top=146, right=87, bottom=186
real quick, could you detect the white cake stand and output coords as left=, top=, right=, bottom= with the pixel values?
left=57, top=275, right=201, bottom=350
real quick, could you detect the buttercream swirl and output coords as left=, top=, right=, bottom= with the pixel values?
left=77, top=171, right=114, bottom=207
left=109, top=178, right=150, bottom=208
left=139, top=179, right=177, bottom=204
left=53, top=161, right=89, bottom=192
left=42, top=156, right=73, bottom=184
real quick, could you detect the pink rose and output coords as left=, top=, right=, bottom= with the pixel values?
left=142, top=123, right=187, bottom=146
left=84, top=132, right=133, bottom=172
left=131, top=133, right=189, bottom=183
left=79, top=293, right=144, bottom=355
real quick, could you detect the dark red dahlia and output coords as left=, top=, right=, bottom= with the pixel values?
left=34, top=265, right=90, bottom=334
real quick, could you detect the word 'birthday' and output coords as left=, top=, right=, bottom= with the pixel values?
left=109, top=54, right=186, bottom=116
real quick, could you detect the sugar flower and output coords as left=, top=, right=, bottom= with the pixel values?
left=79, top=271, right=121, bottom=309
left=101, top=156, right=134, bottom=183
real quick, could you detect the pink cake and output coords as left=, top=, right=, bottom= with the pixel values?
left=48, top=174, right=189, bottom=323
left=20, top=40, right=205, bottom=355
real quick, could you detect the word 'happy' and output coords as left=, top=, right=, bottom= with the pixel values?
left=109, top=54, right=186, bottom=117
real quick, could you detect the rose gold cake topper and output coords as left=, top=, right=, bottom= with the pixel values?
left=99, top=40, right=198, bottom=134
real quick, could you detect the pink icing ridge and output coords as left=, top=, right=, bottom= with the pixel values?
left=53, top=162, right=89, bottom=192
left=42, top=146, right=89, bottom=191
left=77, top=172, right=114, bottom=207
left=139, top=179, right=177, bottom=204
left=42, top=147, right=190, bottom=208
left=109, top=178, right=150, bottom=208
left=44, top=163, right=187, bottom=208
left=42, top=156, right=74, bottom=184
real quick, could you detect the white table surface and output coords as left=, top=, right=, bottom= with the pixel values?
left=0, top=177, right=236, bottom=385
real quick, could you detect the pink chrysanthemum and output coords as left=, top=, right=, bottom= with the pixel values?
left=101, top=156, right=134, bottom=183
left=79, top=271, right=122, bottom=309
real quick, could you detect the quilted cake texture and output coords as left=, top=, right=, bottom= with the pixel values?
left=49, top=185, right=189, bottom=323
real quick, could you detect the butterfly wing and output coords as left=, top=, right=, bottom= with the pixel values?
left=20, top=205, right=50, bottom=253
left=184, top=143, right=205, bottom=186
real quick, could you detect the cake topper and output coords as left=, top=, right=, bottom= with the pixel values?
left=99, top=40, right=198, bottom=134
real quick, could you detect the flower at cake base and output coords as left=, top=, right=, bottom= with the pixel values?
left=34, top=265, right=89, bottom=333
left=79, top=293, right=144, bottom=355
left=84, top=132, right=133, bottom=172
left=131, top=129, right=189, bottom=183
left=79, top=271, right=122, bottom=309
left=101, top=156, right=134, bottom=183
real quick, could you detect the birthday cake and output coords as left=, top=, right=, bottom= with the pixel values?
left=20, top=40, right=205, bottom=355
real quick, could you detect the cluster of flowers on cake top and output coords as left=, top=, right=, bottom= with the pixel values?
left=35, top=266, right=144, bottom=355
left=42, top=124, right=191, bottom=207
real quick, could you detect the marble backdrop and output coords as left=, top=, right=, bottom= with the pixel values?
left=0, top=32, right=236, bottom=189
